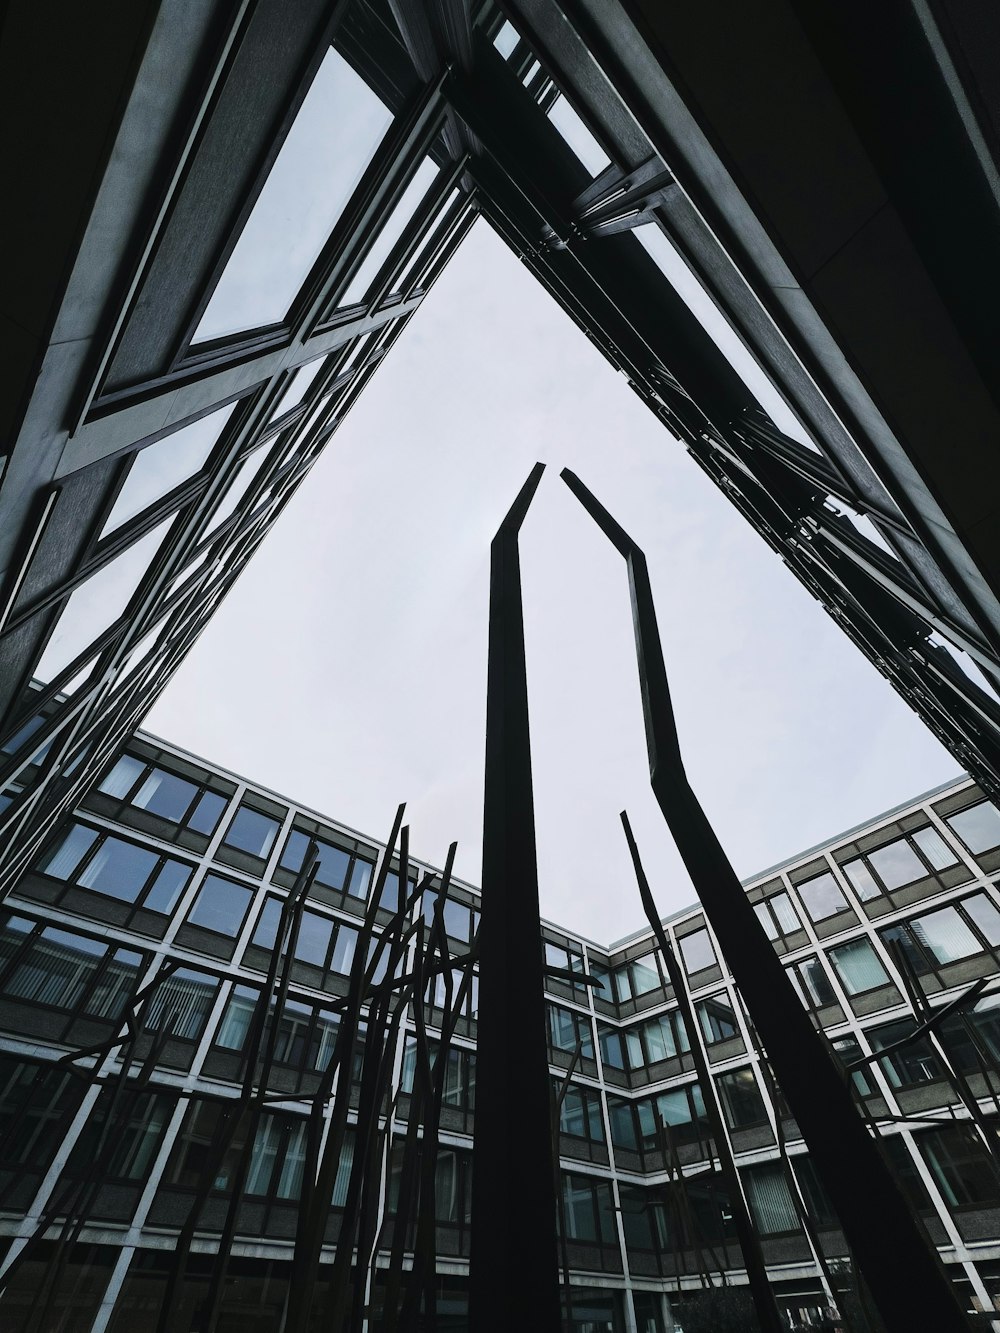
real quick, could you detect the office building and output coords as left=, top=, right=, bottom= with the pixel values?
left=0, top=730, right=999, bottom=1328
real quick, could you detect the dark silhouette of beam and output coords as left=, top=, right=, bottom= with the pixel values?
left=469, top=463, right=562, bottom=1333
left=561, top=466, right=970, bottom=1333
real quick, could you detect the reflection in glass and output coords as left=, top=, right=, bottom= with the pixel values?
left=205, top=446, right=273, bottom=535
left=34, top=519, right=173, bottom=684
left=196, top=48, right=393, bottom=341
left=339, top=158, right=439, bottom=306
left=100, top=403, right=237, bottom=538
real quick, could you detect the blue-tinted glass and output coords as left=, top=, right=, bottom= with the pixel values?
left=144, top=860, right=191, bottom=914
left=331, top=923, right=358, bottom=975
left=348, top=858, right=373, bottom=899
left=379, top=872, right=400, bottom=913
left=315, top=842, right=350, bottom=890
left=295, top=911, right=334, bottom=967
left=444, top=900, right=471, bottom=940
left=224, top=806, right=280, bottom=857
left=280, top=830, right=310, bottom=873
left=187, top=873, right=253, bottom=934
left=189, top=789, right=227, bottom=835
left=99, top=754, right=146, bottom=798
left=252, top=897, right=283, bottom=950
left=78, top=837, right=158, bottom=903
left=134, top=768, right=198, bottom=822
left=1, top=715, right=45, bottom=756
left=39, top=824, right=99, bottom=880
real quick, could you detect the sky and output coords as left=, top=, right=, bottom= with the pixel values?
left=147, top=220, right=962, bottom=946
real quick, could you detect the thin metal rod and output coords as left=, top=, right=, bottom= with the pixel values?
left=561, top=466, right=970, bottom=1333
left=621, top=810, right=783, bottom=1332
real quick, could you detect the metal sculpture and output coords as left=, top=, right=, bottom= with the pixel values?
left=469, top=462, right=562, bottom=1333
left=561, top=466, right=970, bottom=1333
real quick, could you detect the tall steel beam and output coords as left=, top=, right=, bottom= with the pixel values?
left=561, top=466, right=971, bottom=1333
left=469, top=463, right=562, bottom=1333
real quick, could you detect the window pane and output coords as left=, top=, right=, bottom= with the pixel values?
left=339, top=158, right=439, bottom=305
left=205, top=447, right=272, bottom=534
left=753, top=901, right=778, bottom=940
left=911, top=826, right=959, bottom=870
left=270, top=357, right=327, bottom=420
left=828, top=939, right=890, bottom=995
left=251, top=897, right=282, bottom=951
left=699, top=994, right=738, bottom=1044
left=196, top=48, right=393, bottom=339
left=798, top=957, right=836, bottom=1006
left=98, top=754, right=145, bottom=799
left=678, top=929, right=715, bottom=974
left=946, top=800, right=1000, bottom=855
left=546, top=95, right=611, bottom=176
left=33, top=519, right=172, bottom=683
left=770, top=892, right=800, bottom=934
left=964, top=892, right=1000, bottom=947
left=144, top=859, right=191, bottom=914
left=216, top=985, right=258, bottom=1050
left=745, top=1163, right=798, bottom=1234
left=224, top=806, right=280, bottom=858
left=870, top=1019, right=943, bottom=1088
left=38, top=824, right=99, bottom=880
left=867, top=838, right=926, bottom=891
left=189, top=789, right=227, bottom=835
left=348, top=857, right=373, bottom=899
left=796, top=871, right=848, bottom=922
left=295, top=910, right=333, bottom=967
left=145, top=968, right=218, bottom=1040
left=842, top=858, right=881, bottom=902
left=78, top=837, right=158, bottom=903
left=187, top=873, right=253, bottom=934
left=331, top=922, right=358, bottom=975
left=910, top=905, right=982, bottom=965
left=100, top=404, right=237, bottom=536
left=718, top=1068, right=767, bottom=1129
left=629, top=954, right=660, bottom=995
left=133, top=768, right=198, bottom=822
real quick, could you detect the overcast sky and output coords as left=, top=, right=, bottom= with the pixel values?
left=147, top=220, right=962, bottom=945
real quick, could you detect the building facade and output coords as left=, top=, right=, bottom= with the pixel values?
left=1, top=729, right=999, bottom=1330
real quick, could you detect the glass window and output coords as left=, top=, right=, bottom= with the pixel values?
left=945, top=800, right=1000, bottom=855
left=196, top=48, right=394, bottom=340
left=744, top=1163, right=798, bottom=1234
left=143, top=967, right=219, bottom=1040
left=294, top=909, right=334, bottom=968
left=753, top=901, right=778, bottom=940
left=443, top=899, right=472, bottom=941
left=269, top=357, right=327, bottom=420
left=546, top=95, right=611, bottom=176
left=279, top=829, right=351, bottom=890
left=911, top=905, right=982, bottom=965
left=678, top=929, right=715, bottom=975
left=189, top=789, right=227, bottom=835
left=186, top=872, right=253, bottom=935
left=698, top=993, right=739, bottom=1044
left=38, top=823, right=100, bottom=880
left=347, top=857, right=373, bottom=899
left=493, top=20, right=520, bottom=59
left=134, top=768, right=199, bottom=822
left=917, top=1124, right=1000, bottom=1209
left=964, top=892, right=1000, bottom=947
left=204, top=446, right=273, bottom=534
left=100, top=404, right=237, bottom=537
left=629, top=954, right=660, bottom=995
left=33, top=518, right=172, bottom=683
left=331, top=922, right=358, bottom=976
left=911, top=825, right=959, bottom=870
left=867, top=839, right=927, bottom=891
left=770, top=891, right=800, bottom=934
left=828, top=939, right=890, bottom=995
left=76, top=838, right=159, bottom=903
left=98, top=753, right=145, bottom=798
left=842, top=858, right=881, bottom=901
left=869, top=1019, right=943, bottom=1089
left=1, top=714, right=45, bottom=757
left=831, top=1036, right=873, bottom=1096
left=598, top=1025, right=625, bottom=1070
left=796, top=870, right=848, bottom=922
left=224, top=805, right=281, bottom=858
left=718, top=1067, right=768, bottom=1130
left=339, top=157, right=439, bottom=305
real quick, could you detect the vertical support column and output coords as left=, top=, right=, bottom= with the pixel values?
left=469, top=464, right=562, bottom=1333
left=561, top=467, right=971, bottom=1333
